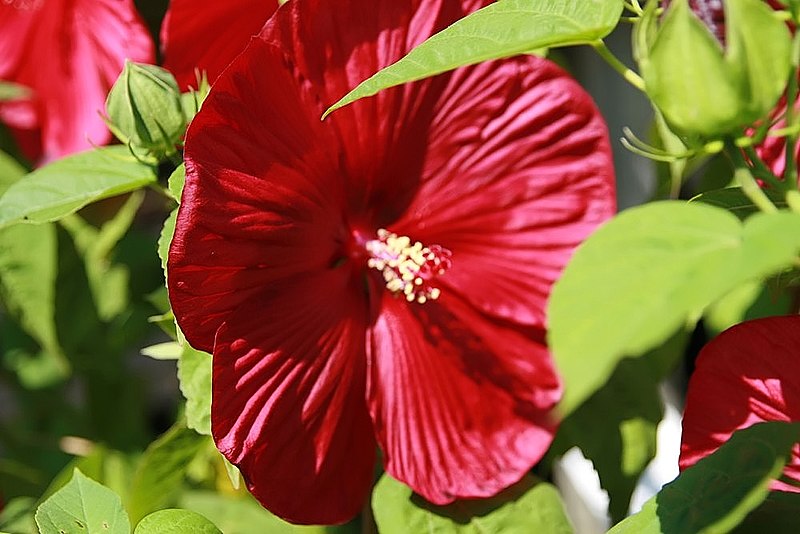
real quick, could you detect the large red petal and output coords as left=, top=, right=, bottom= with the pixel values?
left=0, top=0, right=154, bottom=162
left=366, top=293, right=561, bottom=504
left=160, top=0, right=278, bottom=90
left=169, top=39, right=347, bottom=352
left=259, top=0, right=474, bottom=228
left=390, top=56, right=616, bottom=327
left=212, top=270, right=375, bottom=524
left=680, top=315, right=800, bottom=492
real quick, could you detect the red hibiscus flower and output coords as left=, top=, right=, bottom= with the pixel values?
left=167, top=0, right=616, bottom=524
left=160, top=0, right=279, bottom=90
left=0, top=0, right=154, bottom=164
left=680, top=315, right=800, bottom=492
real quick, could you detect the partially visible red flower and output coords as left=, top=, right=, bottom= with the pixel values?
left=0, top=0, right=154, bottom=164
left=680, top=315, right=800, bottom=492
left=160, top=0, right=279, bottom=90
left=168, top=0, right=616, bottom=524
left=756, top=97, right=800, bottom=179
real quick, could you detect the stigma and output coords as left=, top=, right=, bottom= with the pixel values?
left=365, top=229, right=452, bottom=304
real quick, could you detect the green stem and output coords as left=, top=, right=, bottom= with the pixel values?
left=742, top=145, right=786, bottom=191
left=728, top=142, right=778, bottom=213
left=783, top=34, right=800, bottom=190
left=591, top=40, right=646, bottom=92
left=783, top=34, right=800, bottom=191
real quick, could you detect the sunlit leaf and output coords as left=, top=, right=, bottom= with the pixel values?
left=549, top=202, right=800, bottom=415
left=372, top=475, right=572, bottom=533
left=177, top=343, right=212, bottom=435
left=691, top=187, right=787, bottom=220
left=0, top=81, right=31, bottom=101
left=35, top=469, right=130, bottom=534
left=134, top=509, right=221, bottom=534
left=140, top=341, right=182, bottom=360
left=325, top=0, right=624, bottom=116
left=0, top=146, right=156, bottom=229
left=177, top=491, right=319, bottom=534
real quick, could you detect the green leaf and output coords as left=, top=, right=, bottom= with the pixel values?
left=0, top=81, right=31, bottom=102
left=325, top=0, right=624, bottom=116
left=548, top=202, right=800, bottom=416
left=134, top=509, right=221, bottom=534
left=0, top=222, right=69, bottom=385
left=34, top=469, right=130, bottom=534
left=372, top=475, right=572, bottom=533
left=546, top=329, right=688, bottom=522
left=158, top=209, right=177, bottom=274
left=725, top=0, right=793, bottom=124
left=0, top=149, right=26, bottom=196
left=734, top=491, right=800, bottom=532
left=127, top=423, right=207, bottom=524
left=178, top=343, right=212, bottom=435
left=0, top=497, right=36, bottom=534
left=140, top=341, right=182, bottom=360
left=691, top=187, right=787, bottom=220
left=177, top=491, right=317, bottom=534
left=36, top=445, right=135, bottom=507
left=167, top=164, right=185, bottom=203
left=609, top=422, right=800, bottom=534
left=0, top=145, right=156, bottom=229
left=59, top=191, right=144, bottom=320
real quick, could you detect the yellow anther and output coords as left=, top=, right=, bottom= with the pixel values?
left=365, top=229, right=451, bottom=305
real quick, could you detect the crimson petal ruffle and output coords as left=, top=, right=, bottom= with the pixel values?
left=391, top=56, right=616, bottom=327
left=680, top=315, right=800, bottom=492
left=160, top=0, right=278, bottom=90
left=212, top=270, right=375, bottom=524
left=367, top=293, right=561, bottom=504
left=0, top=0, right=153, bottom=163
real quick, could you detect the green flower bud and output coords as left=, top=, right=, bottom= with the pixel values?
left=640, top=0, right=792, bottom=140
left=105, top=61, right=186, bottom=159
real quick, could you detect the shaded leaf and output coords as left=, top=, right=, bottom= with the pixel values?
left=59, top=191, right=144, bottom=320
left=127, top=423, right=207, bottom=524
left=0, top=149, right=26, bottom=195
left=546, top=329, right=688, bottom=522
left=0, top=222, right=69, bottom=385
left=609, top=422, right=800, bottom=533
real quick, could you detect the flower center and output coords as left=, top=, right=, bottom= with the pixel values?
left=365, top=229, right=452, bottom=304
